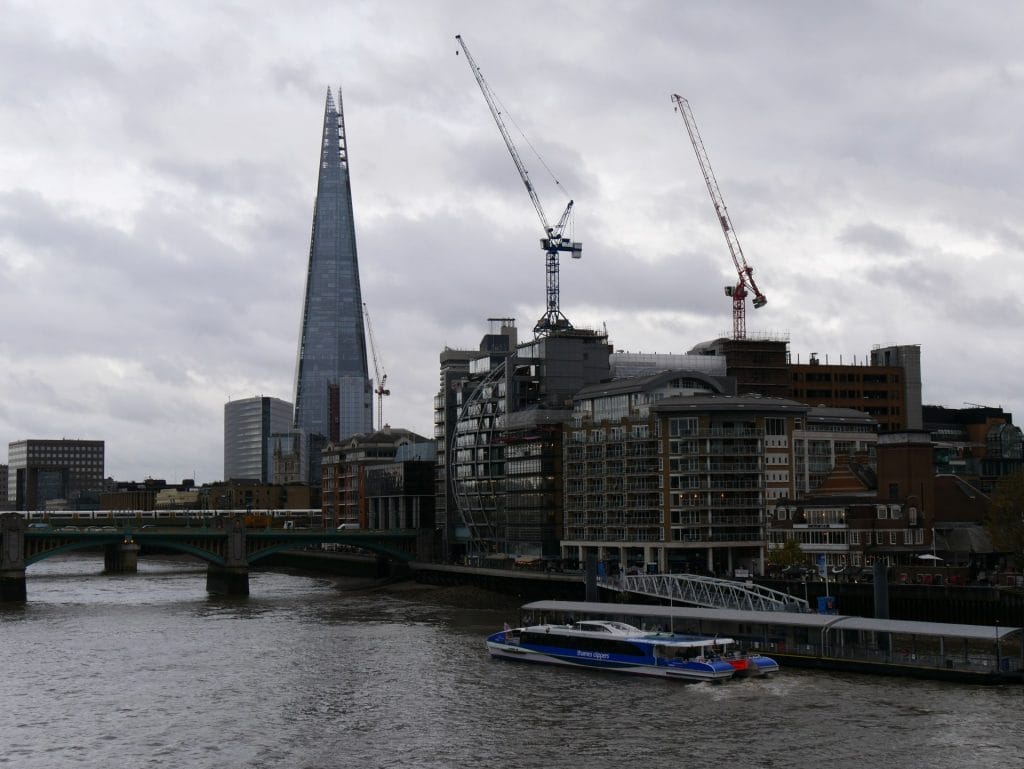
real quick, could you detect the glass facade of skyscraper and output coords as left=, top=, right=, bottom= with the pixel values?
left=293, top=87, right=372, bottom=448
left=224, top=396, right=294, bottom=483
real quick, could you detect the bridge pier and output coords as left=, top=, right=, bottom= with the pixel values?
left=1, top=513, right=27, bottom=602
left=104, top=541, right=141, bottom=573
left=1, top=569, right=26, bottom=602
left=206, top=565, right=249, bottom=596
left=206, top=516, right=249, bottom=596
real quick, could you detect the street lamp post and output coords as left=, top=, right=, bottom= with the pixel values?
left=995, top=619, right=1001, bottom=673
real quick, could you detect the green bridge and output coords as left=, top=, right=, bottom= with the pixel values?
left=0, top=513, right=424, bottom=601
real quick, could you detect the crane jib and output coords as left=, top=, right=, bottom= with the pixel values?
left=671, top=93, right=767, bottom=340
left=457, top=34, right=583, bottom=335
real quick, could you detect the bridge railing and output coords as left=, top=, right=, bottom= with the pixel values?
left=599, top=573, right=810, bottom=613
left=6, top=509, right=324, bottom=524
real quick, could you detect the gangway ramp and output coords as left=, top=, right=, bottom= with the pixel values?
left=599, top=573, right=809, bottom=613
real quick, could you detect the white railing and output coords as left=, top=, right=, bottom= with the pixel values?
left=599, top=573, right=809, bottom=612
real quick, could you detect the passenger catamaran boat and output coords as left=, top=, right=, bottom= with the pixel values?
left=486, top=620, right=776, bottom=682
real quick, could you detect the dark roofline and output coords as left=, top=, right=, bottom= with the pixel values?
left=574, top=369, right=730, bottom=399
left=652, top=393, right=809, bottom=415
left=806, top=406, right=877, bottom=424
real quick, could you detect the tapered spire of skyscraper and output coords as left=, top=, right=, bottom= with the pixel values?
left=293, top=87, right=372, bottom=445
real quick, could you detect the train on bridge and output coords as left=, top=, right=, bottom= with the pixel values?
left=9, top=509, right=324, bottom=529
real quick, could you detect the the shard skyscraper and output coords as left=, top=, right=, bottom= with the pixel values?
left=292, top=87, right=373, bottom=452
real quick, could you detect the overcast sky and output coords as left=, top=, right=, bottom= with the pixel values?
left=1, top=1, right=1021, bottom=484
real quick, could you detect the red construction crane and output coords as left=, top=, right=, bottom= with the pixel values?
left=363, top=302, right=389, bottom=429
left=456, top=34, right=582, bottom=335
left=672, top=94, right=767, bottom=340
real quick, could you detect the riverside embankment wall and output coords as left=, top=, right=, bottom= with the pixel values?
left=265, top=554, right=1024, bottom=625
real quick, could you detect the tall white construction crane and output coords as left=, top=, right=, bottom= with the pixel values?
left=672, top=94, right=767, bottom=340
left=363, top=302, right=389, bottom=429
left=456, top=34, right=582, bottom=335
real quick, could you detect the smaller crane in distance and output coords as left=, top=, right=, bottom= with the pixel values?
left=363, top=302, right=389, bottom=429
left=456, top=34, right=582, bottom=335
left=672, top=94, right=767, bottom=340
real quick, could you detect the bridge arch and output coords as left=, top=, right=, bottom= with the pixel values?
left=24, top=535, right=229, bottom=568
left=6, top=518, right=422, bottom=601
left=245, top=541, right=413, bottom=564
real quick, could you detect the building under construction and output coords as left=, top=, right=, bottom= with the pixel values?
left=435, top=319, right=612, bottom=561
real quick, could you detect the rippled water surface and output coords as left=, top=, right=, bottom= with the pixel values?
left=2, top=555, right=1023, bottom=769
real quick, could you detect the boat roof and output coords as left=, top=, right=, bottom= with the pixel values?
left=524, top=620, right=736, bottom=646
left=521, top=601, right=1022, bottom=642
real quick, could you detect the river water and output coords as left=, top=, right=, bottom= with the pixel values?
left=2, top=554, right=1023, bottom=769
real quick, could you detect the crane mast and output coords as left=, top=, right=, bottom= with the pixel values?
left=672, top=94, right=767, bottom=340
left=456, top=34, right=582, bottom=335
left=363, top=302, right=389, bottom=429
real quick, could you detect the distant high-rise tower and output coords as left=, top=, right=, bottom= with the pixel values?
left=293, top=87, right=373, bottom=446
left=224, top=396, right=293, bottom=483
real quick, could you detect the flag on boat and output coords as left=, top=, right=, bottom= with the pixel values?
left=503, top=622, right=512, bottom=640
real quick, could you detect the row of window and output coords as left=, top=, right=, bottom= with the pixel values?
left=774, top=528, right=926, bottom=546
left=773, top=504, right=907, bottom=522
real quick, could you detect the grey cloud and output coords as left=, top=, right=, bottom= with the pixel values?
left=2, top=0, right=1023, bottom=481
left=840, top=222, right=913, bottom=256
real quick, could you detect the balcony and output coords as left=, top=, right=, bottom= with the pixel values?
left=626, top=528, right=664, bottom=542
left=624, top=481, right=660, bottom=492
left=701, top=479, right=763, bottom=491
left=624, top=514, right=663, bottom=526
left=625, top=445, right=657, bottom=457
left=702, top=462, right=762, bottom=473
left=706, top=498, right=762, bottom=511
left=703, top=445, right=762, bottom=457
left=697, top=428, right=762, bottom=438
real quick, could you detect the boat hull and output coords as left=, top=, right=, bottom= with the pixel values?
left=486, top=637, right=735, bottom=682
left=728, top=653, right=780, bottom=677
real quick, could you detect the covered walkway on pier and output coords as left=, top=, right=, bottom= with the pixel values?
left=520, top=600, right=1024, bottom=683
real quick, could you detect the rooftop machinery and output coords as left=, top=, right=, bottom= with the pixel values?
left=362, top=302, right=389, bottom=429
left=456, top=34, right=582, bottom=336
left=672, top=94, right=767, bottom=340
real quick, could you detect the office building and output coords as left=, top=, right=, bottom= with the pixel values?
left=364, top=442, right=437, bottom=532
left=433, top=319, right=518, bottom=557
left=224, top=396, right=293, bottom=483
left=321, top=427, right=431, bottom=528
left=688, top=336, right=791, bottom=398
left=870, top=345, right=923, bottom=429
left=436, top=318, right=612, bottom=560
left=924, top=404, right=1022, bottom=488
left=292, top=86, right=373, bottom=454
left=787, top=345, right=922, bottom=432
left=767, top=431, right=991, bottom=577
left=0, top=464, right=9, bottom=510
left=562, top=386, right=806, bottom=577
left=7, top=439, right=105, bottom=510
left=791, top=407, right=879, bottom=497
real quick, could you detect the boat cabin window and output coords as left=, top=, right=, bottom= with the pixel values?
left=571, top=621, right=640, bottom=634
left=574, top=622, right=611, bottom=632
left=520, top=631, right=648, bottom=657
